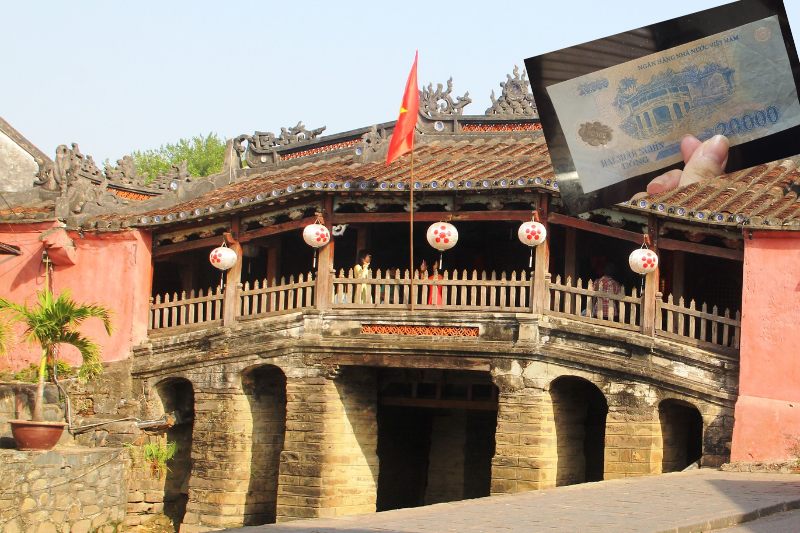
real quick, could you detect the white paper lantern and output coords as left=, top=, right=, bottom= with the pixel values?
left=426, top=222, right=458, bottom=251
left=209, top=245, right=238, bottom=271
left=303, top=223, right=330, bottom=248
left=517, top=221, right=547, bottom=247
left=629, top=248, right=659, bottom=274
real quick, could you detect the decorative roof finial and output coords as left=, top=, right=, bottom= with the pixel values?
left=485, top=66, right=537, bottom=116
left=420, top=77, right=472, bottom=117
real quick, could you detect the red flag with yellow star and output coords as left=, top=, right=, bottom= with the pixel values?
left=386, top=52, right=419, bottom=165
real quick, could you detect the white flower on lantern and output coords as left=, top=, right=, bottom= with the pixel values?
left=426, top=222, right=458, bottom=251
left=209, top=244, right=238, bottom=271
left=629, top=247, right=659, bottom=274
left=302, top=223, right=330, bottom=248
left=517, top=221, right=547, bottom=247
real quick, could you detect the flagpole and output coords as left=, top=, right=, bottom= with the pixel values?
left=409, top=147, right=415, bottom=312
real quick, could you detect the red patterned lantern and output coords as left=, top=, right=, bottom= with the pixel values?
left=517, top=213, right=547, bottom=267
left=517, top=221, right=547, bottom=246
left=209, top=243, right=238, bottom=271
left=426, top=222, right=458, bottom=269
left=629, top=247, right=659, bottom=274
left=426, top=222, right=458, bottom=251
left=303, top=222, right=330, bottom=268
left=302, top=223, right=330, bottom=248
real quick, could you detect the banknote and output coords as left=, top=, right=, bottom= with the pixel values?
left=546, top=15, right=800, bottom=194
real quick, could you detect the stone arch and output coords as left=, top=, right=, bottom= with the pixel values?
left=241, top=364, right=287, bottom=526
left=154, top=377, right=195, bottom=530
left=549, top=375, right=608, bottom=486
left=659, top=398, right=703, bottom=472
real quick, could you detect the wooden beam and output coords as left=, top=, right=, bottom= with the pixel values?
left=155, top=217, right=316, bottom=258
left=658, top=237, right=743, bottom=261
left=238, top=216, right=317, bottom=243
left=153, top=235, right=222, bottom=259
left=548, top=212, right=643, bottom=244
left=641, top=216, right=659, bottom=337
left=327, top=353, right=490, bottom=371
left=332, top=210, right=533, bottom=224
left=315, top=196, right=335, bottom=311
left=379, top=397, right=498, bottom=411
left=564, top=227, right=576, bottom=281
left=532, top=193, right=550, bottom=314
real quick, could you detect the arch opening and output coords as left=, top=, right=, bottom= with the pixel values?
left=549, top=376, right=608, bottom=486
left=376, top=369, right=498, bottom=511
left=659, top=399, right=703, bottom=472
left=242, top=365, right=287, bottom=525
left=155, top=378, right=195, bottom=531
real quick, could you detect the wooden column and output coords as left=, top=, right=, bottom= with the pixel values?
left=315, top=196, right=335, bottom=311
left=671, top=250, right=685, bottom=301
left=266, top=242, right=280, bottom=284
left=641, top=216, right=660, bottom=336
left=356, top=225, right=369, bottom=259
left=532, top=194, right=550, bottom=314
left=223, top=218, right=242, bottom=327
left=564, top=226, right=577, bottom=282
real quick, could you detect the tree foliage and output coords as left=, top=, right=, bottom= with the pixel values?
left=130, top=133, right=226, bottom=182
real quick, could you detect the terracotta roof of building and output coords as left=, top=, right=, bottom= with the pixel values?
left=628, top=159, right=800, bottom=228
left=128, top=135, right=557, bottom=226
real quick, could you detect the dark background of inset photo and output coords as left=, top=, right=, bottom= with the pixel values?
left=525, top=0, right=800, bottom=215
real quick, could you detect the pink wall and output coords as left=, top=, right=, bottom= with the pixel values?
left=731, top=230, right=800, bottom=462
left=0, top=222, right=152, bottom=371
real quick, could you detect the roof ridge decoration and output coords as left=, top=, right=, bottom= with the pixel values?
left=52, top=143, right=123, bottom=216
left=420, top=78, right=472, bottom=117
left=234, top=122, right=327, bottom=168
left=355, top=125, right=389, bottom=162
left=485, top=66, right=537, bottom=117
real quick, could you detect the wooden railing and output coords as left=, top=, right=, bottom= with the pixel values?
left=147, top=269, right=742, bottom=356
left=656, top=293, right=741, bottom=353
left=547, top=274, right=642, bottom=331
left=332, top=268, right=532, bottom=312
left=149, top=287, right=224, bottom=330
left=239, top=274, right=316, bottom=319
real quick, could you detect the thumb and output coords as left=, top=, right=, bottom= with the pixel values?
left=679, top=134, right=729, bottom=187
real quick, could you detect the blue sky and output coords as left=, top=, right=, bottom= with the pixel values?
left=3, top=0, right=799, bottom=163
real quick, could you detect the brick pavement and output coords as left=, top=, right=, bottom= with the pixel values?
left=223, top=470, right=800, bottom=533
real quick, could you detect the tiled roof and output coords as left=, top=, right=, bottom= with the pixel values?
left=628, top=160, right=800, bottom=228
left=0, top=202, right=55, bottom=221
left=128, top=136, right=557, bottom=226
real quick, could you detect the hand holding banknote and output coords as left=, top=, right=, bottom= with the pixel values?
left=645, top=134, right=730, bottom=194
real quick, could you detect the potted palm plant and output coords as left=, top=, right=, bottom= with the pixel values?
left=0, top=289, right=111, bottom=450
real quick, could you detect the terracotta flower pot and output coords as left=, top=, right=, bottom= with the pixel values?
left=9, top=420, right=67, bottom=450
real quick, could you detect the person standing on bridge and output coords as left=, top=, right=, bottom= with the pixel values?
left=592, top=263, right=622, bottom=320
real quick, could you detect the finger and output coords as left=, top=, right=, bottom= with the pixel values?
left=647, top=169, right=683, bottom=195
left=680, top=135, right=703, bottom=164
left=679, top=134, right=730, bottom=187
left=631, top=191, right=650, bottom=201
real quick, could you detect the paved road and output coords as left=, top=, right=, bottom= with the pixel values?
left=224, top=470, right=800, bottom=533
left=718, top=508, right=800, bottom=533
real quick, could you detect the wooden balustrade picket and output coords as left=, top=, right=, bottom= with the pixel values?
left=147, top=269, right=742, bottom=356
left=239, top=273, right=316, bottom=319
left=149, top=286, right=224, bottom=331
left=547, top=275, right=641, bottom=330
left=332, top=268, right=532, bottom=312
left=655, top=293, right=741, bottom=352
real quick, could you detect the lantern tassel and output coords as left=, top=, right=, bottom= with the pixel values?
left=439, top=252, right=443, bottom=271
left=313, top=249, right=317, bottom=269
left=529, top=248, right=533, bottom=269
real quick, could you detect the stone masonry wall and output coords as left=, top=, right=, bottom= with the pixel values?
left=490, top=358, right=734, bottom=494
left=0, top=448, right=128, bottom=533
left=277, top=367, right=379, bottom=522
